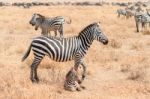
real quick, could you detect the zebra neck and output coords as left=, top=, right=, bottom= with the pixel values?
left=78, top=32, right=94, bottom=53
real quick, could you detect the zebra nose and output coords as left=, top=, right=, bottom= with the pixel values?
left=103, top=40, right=108, bottom=45
left=29, top=21, right=32, bottom=24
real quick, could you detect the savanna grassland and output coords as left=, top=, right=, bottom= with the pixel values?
left=0, top=3, right=150, bottom=99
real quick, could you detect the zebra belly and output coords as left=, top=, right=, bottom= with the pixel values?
left=48, top=52, right=74, bottom=62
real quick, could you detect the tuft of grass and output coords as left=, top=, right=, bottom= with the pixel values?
left=109, top=39, right=122, bottom=49
left=127, top=70, right=144, bottom=81
left=142, top=30, right=150, bottom=35
left=130, top=42, right=143, bottom=51
left=16, top=47, right=25, bottom=54
left=120, top=64, right=131, bottom=73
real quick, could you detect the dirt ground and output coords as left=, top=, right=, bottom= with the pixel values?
left=0, top=2, right=150, bottom=99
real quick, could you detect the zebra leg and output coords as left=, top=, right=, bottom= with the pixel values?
left=118, top=13, right=120, bottom=17
left=30, top=57, right=43, bottom=83
left=59, top=25, right=63, bottom=38
left=80, top=62, right=87, bottom=80
left=135, top=19, right=140, bottom=32
left=54, top=30, right=57, bottom=37
left=35, top=25, right=39, bottom=30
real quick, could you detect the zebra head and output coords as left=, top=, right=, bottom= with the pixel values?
left=29, top=13, right=45, bottom=27
left=93, top=22, right=108, bottom=45
left=66, top=67, right=82, bottom=84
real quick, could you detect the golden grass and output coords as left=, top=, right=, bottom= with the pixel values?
left=109, top=39, right=122, bottom=49
left=142, top=30, right=150, bottom=35
left=0, top=4, right=150, bottom=99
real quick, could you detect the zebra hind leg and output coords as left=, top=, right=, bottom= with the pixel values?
left=30, top=57, right=43, bottom=83
left=54, top=30, right=57, bottom=37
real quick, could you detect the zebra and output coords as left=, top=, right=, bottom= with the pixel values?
left=22, top=22, right=108, bottom=83
left=126, top=6, right=144, bottom=19
left=64, top=67, right=85, bottom=91
left=29, top=13, right=71, bottom=38
left=117, top=9, right=127, bottom=18
left=134, top=11, right=150, bottom=32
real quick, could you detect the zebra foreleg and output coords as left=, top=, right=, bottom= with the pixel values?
left=80, top=62, right=87, bottom=80
left=59, top=25, right=64, bottom=38
left=30, top=58, right=42, bottom=83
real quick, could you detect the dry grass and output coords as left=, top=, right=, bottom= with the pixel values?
left=0, top=2, right=150, bottom=99
left=109, top=39, right=122, bottom=49
left=142, top=30, right=150, bottom=35
left=130, top=42, right=143, bottom=51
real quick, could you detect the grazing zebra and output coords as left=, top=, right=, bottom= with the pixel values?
left=64, top=67, right=85, bottom=91
left=22, top=22, right=108, bottom=83
left=117, top=9, right=127, bottom=18
left=29, top=13, right=71, bottom=38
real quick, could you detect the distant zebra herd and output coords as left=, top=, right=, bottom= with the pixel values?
left=117, top=3, right=150, bottom=32
left=22, top=13, right=108, bottom=91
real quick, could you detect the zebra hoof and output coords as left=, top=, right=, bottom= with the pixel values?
left=31, top=78, right=39, bottom=83
left=78, top=80, right=82, bottom=84
left=81, top=86, right=86, bottom=90
left=76, top=88, right=82, bottom=91
left=82, top=75, right=85, bottom=80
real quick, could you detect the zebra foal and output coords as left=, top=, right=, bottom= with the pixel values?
left=64, top=67, right=85, bottom=91
left=29, top=13, right=71, bottom=38
left=22, top=22, right=108, bottom=83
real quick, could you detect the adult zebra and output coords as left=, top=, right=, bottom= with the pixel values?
left=22, top=22, right=108, bottom=83
left=134, top=11, right=150, bottom=32
left=29, top=13, right=71, bottom=38
left=117, top=9, right=127, bottom=18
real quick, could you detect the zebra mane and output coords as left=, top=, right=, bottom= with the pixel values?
left=78, top=22, right=99, bottom=36
left=36, top=13, right=45, bottom=23
left=36, top=13, right=45, bottom=19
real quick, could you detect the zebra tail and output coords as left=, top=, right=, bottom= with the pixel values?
left=22, top=44, right=32, bottom=62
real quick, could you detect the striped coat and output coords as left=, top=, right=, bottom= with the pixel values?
left=22, top=22, right=108, bottom=83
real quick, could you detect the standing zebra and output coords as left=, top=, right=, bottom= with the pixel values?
left=134, top=11, right=150, bottom=32
left=29, top=13, right=71, bottom=38
left=117, top=9, right=127, bottom=18
left=22, top=22, right=108, bottom=83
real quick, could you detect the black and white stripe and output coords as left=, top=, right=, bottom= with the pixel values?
left=117, top=9, right=127, bottom=18
left=64, top=67, right=82, bottom=91
left=29, top=13, right=71, bottom=38
left=22, top=22, right=108, bottom=83
left=134, top=11, right=150, bottom=32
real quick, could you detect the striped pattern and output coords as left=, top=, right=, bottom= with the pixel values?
left=117, top=9, right=127, bottom=18
left=134, top=12, right=150, bottom=32
left=22, top=22, right=108, bottom=83
left=64, top=68, right=82, bottom=91
left=29, top=13, right=71, bottom=38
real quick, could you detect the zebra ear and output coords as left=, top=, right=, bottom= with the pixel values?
left=97, top=21, right=101, bottom=26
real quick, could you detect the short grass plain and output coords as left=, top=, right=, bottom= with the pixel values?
left=0, top=3, right=150, bottom=99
